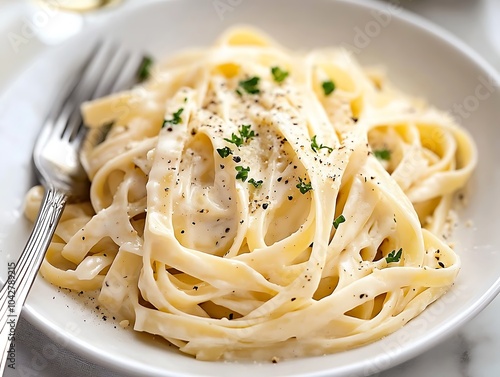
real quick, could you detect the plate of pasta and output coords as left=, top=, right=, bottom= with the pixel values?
left=1, top=0, right=500, bottom=376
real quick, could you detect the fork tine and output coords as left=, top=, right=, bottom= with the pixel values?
left=55, top=42, right=104, bottom=111
left=37, top=40, right=147, bottom=157
left=56, top=42, right=117, bottom=142
left=64, top=43, right=133, bottom=142
left=91, top=44, right=131, bottom=98
left=49, top=41, right=104, bottom=139
left=63, top=43, right=148, bottom=143
left=33, top=44, right=97, bottom=172
left=112, top=52, right=147, bottom=92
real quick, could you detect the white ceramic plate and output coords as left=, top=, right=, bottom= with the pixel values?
left=1, top=0, right=499, bottom=376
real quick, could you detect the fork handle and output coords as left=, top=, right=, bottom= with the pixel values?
left=0, top=187, right=67, bottom=374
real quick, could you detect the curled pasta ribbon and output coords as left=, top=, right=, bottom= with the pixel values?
left=25, top=26, right=476, bottom=361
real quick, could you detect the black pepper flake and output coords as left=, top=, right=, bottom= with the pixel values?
left=277, top=177, right=283, bottom=182
left=225, top=228, right=230, bottom=233
left=262, top=203, right=269, bottom=210
left=438, top=261, right=445, bottom=268
left=102, top=316, right=107, bottom=321
left=233, top=156, right=241, bottom=163
left=288, top=196, right=293, bottom=200
left=360, top=294, right=366, bottom=299
left=291, top=297, right=296, bottom=301
left=228, top=313, right=234, bottom=320
left=180, top=230, right=185, bottom=234
left=220, top=164, right=225, bottom=169
left=193, top=286, right=199, bottom=290
left=82, top=236, right=85, bottom=240
left=105, top=281, right=109, bottom=287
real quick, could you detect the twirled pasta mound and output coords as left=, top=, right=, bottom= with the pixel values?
left=25, top=27, right=476, bottom=361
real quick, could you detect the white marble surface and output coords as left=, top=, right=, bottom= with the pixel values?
left=0, top=0, right=499, bottom=376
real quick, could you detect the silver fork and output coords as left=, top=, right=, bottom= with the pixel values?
left=0, top=41, right=148, bottom=373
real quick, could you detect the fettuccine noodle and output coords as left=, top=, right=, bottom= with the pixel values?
left=24, top=27, right=476, bottom=361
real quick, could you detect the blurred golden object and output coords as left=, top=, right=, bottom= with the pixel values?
left=35, top=0, right=122, bottom=12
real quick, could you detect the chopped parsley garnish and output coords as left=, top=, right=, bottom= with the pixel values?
left=235, top=166, right=250, bottom=182
left=386, top=248, right=403, bottom=263
left=271, top=66, right=289, bottom=83
left=137, top=56, right=154, bottom=81
left=311, top=135, right=333, bottom=153
left=239, top=124, right=255, bottom=141
left=248, top=178, right=263, bottom=188
left=225, top=133, right=243, bottom=146
left=162, top=108, right=184, bottom=127
left=224, top=125, right=255, bottom=147
left=374, top=149, right=391, bottom=161
left=296, top=177, right=313, bottom=194
left=238, top=76, right=260, bottom=94
left=322, top=80, right=336, bottom=96
left=216, top=146, right=233, bottom=158
left=333, top=214, right=346, bottom=229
